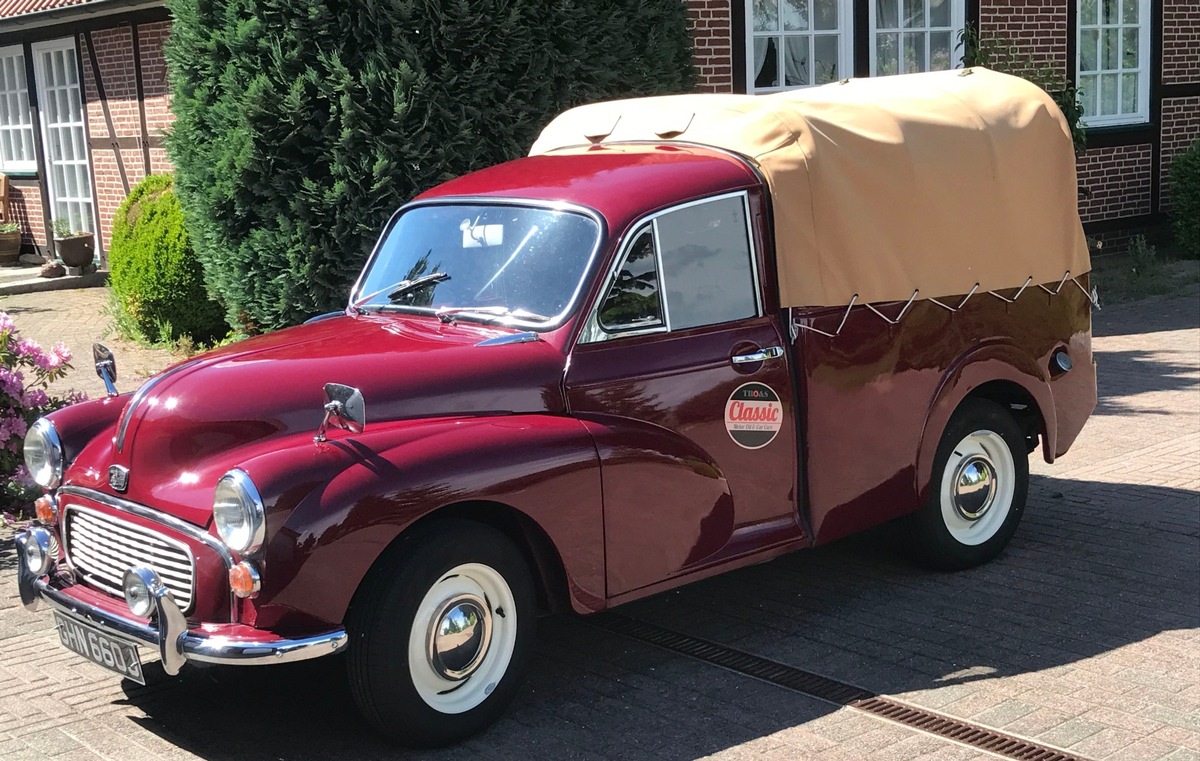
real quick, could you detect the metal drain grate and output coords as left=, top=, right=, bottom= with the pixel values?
left=590, top=614, right=1091, bottom=761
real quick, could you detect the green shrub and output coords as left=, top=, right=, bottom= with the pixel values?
left=109, top=174, right=228, bottom=344
left=1170, top=140, right=1200, bottom=259
left=165, top=0, right=695, bottom=333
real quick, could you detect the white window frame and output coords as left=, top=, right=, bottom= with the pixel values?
left=0, top=44, right=37, bottom=174
left=746, top=0, right=855, bottom=93
left=31, top=37, right=98, bottom=235
left=869, top=0, right=965, bottom=76
left=1076, top=0, right=1151, bottom=127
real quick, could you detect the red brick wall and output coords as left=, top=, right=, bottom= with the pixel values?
left=1076, top=144, right=1153, bottom=222
left=977, top=0, right=1069, bottom=79
left=1161, top=96, right=1200, bottom=211
left=688, top=0, right=734, bottom=92
left=1163, top=0, right=1200, bottom=85
left=78, top=21, right=174, bottom=253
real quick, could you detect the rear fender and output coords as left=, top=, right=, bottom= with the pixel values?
left=916, top=341, right=1053, bottom=504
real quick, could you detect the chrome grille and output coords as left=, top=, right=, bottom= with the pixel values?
left=64, top=506, right=195, bottom=613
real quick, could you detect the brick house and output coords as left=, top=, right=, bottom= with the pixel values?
left=0, top=1, right=1194, bottom=264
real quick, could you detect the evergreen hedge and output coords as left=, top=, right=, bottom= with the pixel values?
left=109, top=174, right=228, bottom=344
left=1169, top=140, right=1200, bottom=259
left=165, top=0, right=694, bottom=332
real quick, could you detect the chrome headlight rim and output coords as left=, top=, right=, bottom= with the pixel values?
left=213, top=469, right=265, bottom=554
left=23, top=418, right=63, bottom=490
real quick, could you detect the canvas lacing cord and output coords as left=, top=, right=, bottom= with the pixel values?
left=790, top=271, right=1100, bottom=340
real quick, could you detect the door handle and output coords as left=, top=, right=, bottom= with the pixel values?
left=731, top=346, right=784, bottom=364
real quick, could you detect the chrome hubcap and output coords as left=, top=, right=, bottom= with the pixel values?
left=427, top=594, right=492, bottom=681
left=952, top=455, right=996, bottom=520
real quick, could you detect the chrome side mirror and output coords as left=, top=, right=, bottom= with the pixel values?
left=314, top=383, right=366, bottom=443
left=93, top=343, right=118, bottom=397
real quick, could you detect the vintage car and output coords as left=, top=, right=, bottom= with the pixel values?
left=14, top=68, right=1095, bottom=746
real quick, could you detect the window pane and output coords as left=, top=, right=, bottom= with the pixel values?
left=930, top=0, right=949, bottom=27
left=600, top=229, right=662, bottom=331
left=877, top=32, right=900, bottom=75
left=814, top=35, right=840, bottom=83
left=1099, top=0, right=1117, bottom=24
left=1081, top=29, right=1099, bottom=72
left=930, top=31, right=952, bottom=70
left=1121, top=73, right=1137, bottom=113
left=784, top=35, right=811, bottom=86
left=754, top=37, right=780, bottom=88
left=903, top=0, right=924, bottom=28
left=783, top=0, right=809, bottom=31
left=1122, top=27, right=1139, bottom=69
left=877, top=0, right=899, bottom=29
left=1080, top=0, right=1097, bottom=25
left=1, top=132, right=12, bottom=164
left=754, top=0, right=779, bottom=31
left=903, top=32, right=926, bottom=72
left=1101, top=28, right=1118, bottom=69
left=814, top=0, right=838, bottom=30
left=1100, top=73, right=1118, bottom=114
left=658, top=197, right=757, bottom=331
left=1079, top=74, right=1098, bottom=117
left=1121, top=0, right=1138, bottom=24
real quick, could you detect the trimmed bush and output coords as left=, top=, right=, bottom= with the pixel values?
left=165, top=0, right=695, bottom=332
left=1170, top=139, right=1200, bottom=259
left=109, top=174, right=228, bottom=344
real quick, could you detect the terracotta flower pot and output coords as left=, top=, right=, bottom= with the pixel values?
left=0, top=230, right=21, bottom=266
left=55, top=233, right=95, bottom=268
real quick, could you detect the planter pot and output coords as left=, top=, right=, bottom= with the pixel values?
left=55, top=234, right=95, bottom=268
left=0, top=230, right=21, bottom=266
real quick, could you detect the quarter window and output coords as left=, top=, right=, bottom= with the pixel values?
left=598, top=227, right=664, bottom=332
left=870, top=0, right=964, bottom=76
left=0, top=46, right=35, bottom=174
left=1077, top=0, right=1149, bottom=126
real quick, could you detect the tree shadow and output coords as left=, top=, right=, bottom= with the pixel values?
left=1093, top=347, right=1200, bottom=415
left=99, top=475, right=1196, bottom=759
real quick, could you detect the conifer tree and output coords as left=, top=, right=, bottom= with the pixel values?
left=165, top=0, right=694, bottom=331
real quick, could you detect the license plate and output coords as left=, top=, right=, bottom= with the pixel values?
left=53, top=612, right=145, bottom=685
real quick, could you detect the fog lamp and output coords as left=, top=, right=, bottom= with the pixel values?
left=22, top=527, right=53, bottom=576
left=229, top=561, right=261, bottom=599
left=34, top=495, right=58, bottom=525
left=122, top=568, right=154, bottom=618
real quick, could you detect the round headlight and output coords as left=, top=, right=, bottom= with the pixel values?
left=213, top=470, right=265, bottom=553
left=23, top=418, right=63, bottom=490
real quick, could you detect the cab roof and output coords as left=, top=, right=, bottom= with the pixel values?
left=416, top=143, right=760, bottom=238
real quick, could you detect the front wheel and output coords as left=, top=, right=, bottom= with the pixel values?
left=909, top=399, right=1029, bottom=570
left=346, top=521, right=536, bottom=747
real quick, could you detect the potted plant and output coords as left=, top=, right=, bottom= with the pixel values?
left=0, top=222, right=21, bottom=266
left=52, top=219, right=95, bottom=269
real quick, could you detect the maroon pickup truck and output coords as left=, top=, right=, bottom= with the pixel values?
left=14, top=68, right=1095, bottom=747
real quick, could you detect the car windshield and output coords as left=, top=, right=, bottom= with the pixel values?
left=353, top=203, right=601, bottom=327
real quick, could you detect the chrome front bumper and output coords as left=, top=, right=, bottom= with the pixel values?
left=14, top=529, right=346, bottom=675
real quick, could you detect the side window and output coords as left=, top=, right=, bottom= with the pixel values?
left=598, top=227, right=664, bottom=332
left=656, top=195, right=758, bottom=330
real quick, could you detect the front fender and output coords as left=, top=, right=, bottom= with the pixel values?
left=236, top=415, right=602, bottom=632
left=915, top=340, right=1053, bottom=503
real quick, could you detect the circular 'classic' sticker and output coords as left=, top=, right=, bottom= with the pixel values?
left=725, top=382, right=784, bottom=449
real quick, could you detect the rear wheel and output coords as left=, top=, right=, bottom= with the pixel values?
left=910, top=399, right=1029, bottom=570
left=346, top=521, right=536, bottom=747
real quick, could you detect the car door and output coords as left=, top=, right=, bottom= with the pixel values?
left=566, top=191, right=802, bottom=598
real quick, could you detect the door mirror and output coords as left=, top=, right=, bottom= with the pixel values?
left=93, top=343, right=117, bottom=396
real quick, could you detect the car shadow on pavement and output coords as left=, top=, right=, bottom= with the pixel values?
left=1093, top=292, right=1200, bottom=338
left=105, top=474, right=1197, bottom=760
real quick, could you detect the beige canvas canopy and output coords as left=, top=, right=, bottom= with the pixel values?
left=530, top=68, right=1090, bottom=308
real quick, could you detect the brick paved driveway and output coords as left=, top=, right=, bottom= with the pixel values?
left=1, top=291, right=1196, bottom=761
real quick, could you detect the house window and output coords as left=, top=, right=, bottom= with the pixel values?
left=870, top=0, right=964, bottom=76
left=0, top=45, right=36, bottom=174
left=1077, top=0, right=1149, bottom=126
left=748, top=0, right=853, bottom=92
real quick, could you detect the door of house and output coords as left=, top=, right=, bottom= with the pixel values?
left=32, top=39, right=95, bottom=238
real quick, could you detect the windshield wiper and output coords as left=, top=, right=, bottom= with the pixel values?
left=435, top=306, right=551, bottom=324
left=387, top=272, right=450, bottom=301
